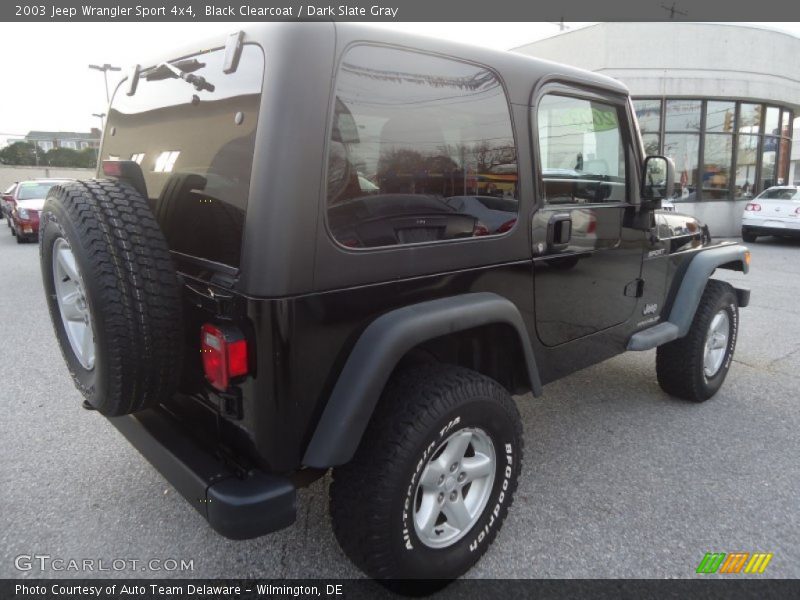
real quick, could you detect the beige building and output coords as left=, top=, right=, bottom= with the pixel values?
left=514, top=23, right=800, bottom=236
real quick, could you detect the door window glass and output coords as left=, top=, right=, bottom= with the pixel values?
left=536, top=95, right=627, bottom=205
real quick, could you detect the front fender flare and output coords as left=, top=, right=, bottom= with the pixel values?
left=628, top=244, right=750, bottom=351
left=302, top=292, right=541, bottom=468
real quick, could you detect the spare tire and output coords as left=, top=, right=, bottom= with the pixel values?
left=40, top=180, right=183, bottom=416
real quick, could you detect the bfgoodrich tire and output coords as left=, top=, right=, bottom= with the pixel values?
left=40, top=180, right=183, bottom=416
left=330, top=365, right=523, bottom=582
left=656, top=279, right=739, bottom=402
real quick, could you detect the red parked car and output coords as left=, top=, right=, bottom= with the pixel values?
left=1, top=182, right=17, bottom=218
left=6, top=179, right=70, bottom=243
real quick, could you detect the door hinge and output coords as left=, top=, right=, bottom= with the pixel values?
left=624, top=279, right=645, bottom=298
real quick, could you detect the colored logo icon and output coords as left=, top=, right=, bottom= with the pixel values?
left=696, top=552, right=773, bottom=574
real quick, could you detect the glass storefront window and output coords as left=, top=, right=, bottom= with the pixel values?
left=633, top=100, right=661, bottom=133
left=706, top=101, right=736, bottom=132
left=781, top=110, right=792, bottom=137
left=665, top=100, right=702, bottom=131
left=778, top=138, right=791, bottom=185
left=633, top=97, right=794, bottom=200
left=664, top=133, right=699, bottom=199
left=702, top=134, right=733, bottom=199
left=760, top=141, right=777, bottom=190
left=735, top=134, right=759, bottom=199
left=642, top=133, right=660, bottom=157
left=739, top=103, right=762, bottom=133
left=765, top=107, right=780, bottom=136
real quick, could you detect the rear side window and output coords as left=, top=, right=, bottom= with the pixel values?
left=104, top=44, right=264, bottom=268
left=757, top=188, right=799, bottom=200
left=536, top=95, right=627, bottom=205
left=326, top=45, right=519, bottom=249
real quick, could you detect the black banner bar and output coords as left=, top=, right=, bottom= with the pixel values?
left=3, top=579, right=800, bottom=600
left=2, top=0, right=800, bottom=22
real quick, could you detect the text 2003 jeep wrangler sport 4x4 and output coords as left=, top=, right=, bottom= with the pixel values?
left=40, top=23, right=750, bottom=581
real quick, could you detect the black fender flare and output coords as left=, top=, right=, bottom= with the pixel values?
left=302, top=292, right=542, bottom=468
left=628, top=244, right=750, bottom=351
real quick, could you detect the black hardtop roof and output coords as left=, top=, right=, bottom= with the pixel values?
left=131, top=22, right=629, bottom=104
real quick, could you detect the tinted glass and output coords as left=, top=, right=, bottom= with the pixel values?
left=778, top=137, right=790, bottom=185
left=326, top=46, right=518, bottom=248
left=664, top=100, right=701, bottom=131
left=765, top=107, right=780, bottom=136
left=104, top=45, right=264, bottom=267
left=642, top=133, right=660, bottom=157
left=760, top=139, right=778, bottom=190
left=735, top=134, right=759, bottom=198
left=739, top=103, right=762, bottom=133
left=702, top=134, right=733, bottom=199
left=705, top=101, right=735, bottom=132
left=780, top=110, right=792, bottom=137
left=633, top=99, right=661, bottom=133
left=757, top=188, right=800, bottom=200
left=537, top=95, right=627, bottom=204
left=663, top=133, right=699, bottom=199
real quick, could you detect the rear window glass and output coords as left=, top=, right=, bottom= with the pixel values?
left=103, top=44, right=264, bottom=268
left=18, top=182, right=60, bottom=200
left=757, top=188, right=799, bottom=200
left=326, top=45, right=519, bottom=249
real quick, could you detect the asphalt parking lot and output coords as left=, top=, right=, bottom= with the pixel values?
left=1, top=230, right=798, bottom=580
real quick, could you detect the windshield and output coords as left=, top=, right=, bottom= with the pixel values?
left=17, top=182, right=60, bottom=200
left=757, top=188, right=799, bottom=200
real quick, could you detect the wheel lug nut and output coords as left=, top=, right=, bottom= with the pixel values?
left=449, top=491, right=458, bottom=502
left=457, top=473, right=465, bottom=482
left=450, top=463, right=458, bottom=472
left=438, top=493, right=444, bottom=503
left=438, top=475, right=445, bottom=485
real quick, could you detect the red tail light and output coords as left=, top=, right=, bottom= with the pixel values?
left=200, top=323, right=248, bottom=391
left=745, top=203, right=761, bottom=212
left=102, top=160, right=123, bottom=177
left=496, top=218, right=517, bottom=234
left=474, top=221, right=490, bottom=236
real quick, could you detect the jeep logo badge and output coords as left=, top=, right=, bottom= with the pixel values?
left=643, top=303, right=658, bottom=315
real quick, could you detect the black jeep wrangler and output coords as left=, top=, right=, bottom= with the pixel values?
left=40, top=23, right=751, bottom=581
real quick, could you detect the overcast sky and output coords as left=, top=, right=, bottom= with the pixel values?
left=0, top=21, right=798, bottom=147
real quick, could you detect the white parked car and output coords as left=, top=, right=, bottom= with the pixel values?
left=741, top=186, right=800, bottom=242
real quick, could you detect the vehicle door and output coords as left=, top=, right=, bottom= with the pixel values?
left=531, top=86, right=645, bottom=347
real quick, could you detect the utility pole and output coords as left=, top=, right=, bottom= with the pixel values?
left=92, top=113, right=106, bottom=130
left=88, top=63, right=122, bottom=104
left=660, top=2, right=688, bottom=19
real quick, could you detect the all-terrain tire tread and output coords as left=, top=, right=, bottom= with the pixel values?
left=656, top=279, right=734, bottom=402
left=329, top=364, right=522, bottom=579
left=42, top=179, right=182, bottom=415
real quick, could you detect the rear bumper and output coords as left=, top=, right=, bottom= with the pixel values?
left=742, top=225, right=800, bottom=237
left=742, top=218, right=800, bottom=236
left=14, top=219, right=40, bottom=236
left=107, top=408, right=296, bottom=540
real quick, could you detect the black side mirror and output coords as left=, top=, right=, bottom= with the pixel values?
left=641, top=155, right=675, bottom=209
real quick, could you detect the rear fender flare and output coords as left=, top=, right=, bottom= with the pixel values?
left=302, top=292, right=541, bottom=468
